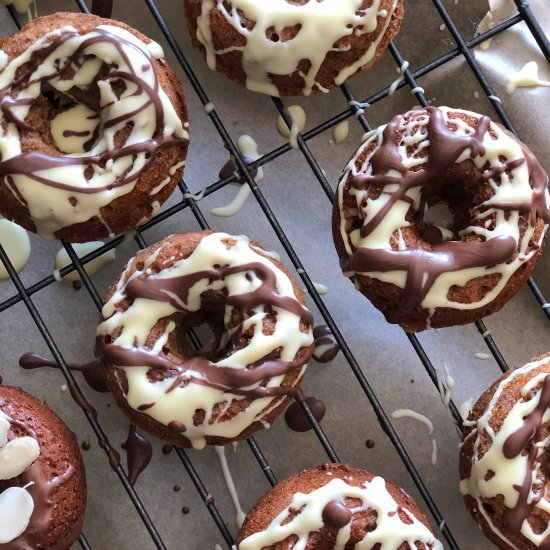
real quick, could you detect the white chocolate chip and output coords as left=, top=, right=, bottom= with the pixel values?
left=0, top=487, right=35, bottom=543
left=0, top=437, right=40, bottom=480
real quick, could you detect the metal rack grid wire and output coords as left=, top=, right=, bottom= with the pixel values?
left=0, top=0, right=549, bottom=548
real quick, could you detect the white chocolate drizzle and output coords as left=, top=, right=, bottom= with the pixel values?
left=0, top=219, right=31, bottom=280
left=53, top=241, right=116, bottom=282
left=506, top=61, right=550, bottom=95
left=214, top=445, right=246, bottom=528
left=194, top=0, right=400, bottom=96
left=239, top=476, right=443, bottom=549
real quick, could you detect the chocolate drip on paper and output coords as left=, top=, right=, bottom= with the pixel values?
left=0, top=417, right=78, bottom=550
left=322, top=499, right=352, bottom=529
left=501, top=375, right=550, bottom=535
left=344, top=107, right=549, bottom=322
left=312, top=325, right=340, bottom=364
left=121, top=425, right=153, bottom=486
left=19, top=353, right=108, bottom=393
left=284, top=396, right=326, bottom=432
left=0, top=27, right=186, bottom=203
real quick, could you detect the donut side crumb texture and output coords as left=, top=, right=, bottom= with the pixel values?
left=460, top=353, right=550, bottom=550
left=184, top=0, right=404, bottom=96
left=100, top=231, right=312, bottom=447
left=0, top=12, right=188, bottom=242
left=236, top=463, right=439, bottom=549
left=0, top=384, right=87, bottom=549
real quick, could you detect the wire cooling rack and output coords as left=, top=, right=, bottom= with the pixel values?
left=1, top=1, right=549, bottom=549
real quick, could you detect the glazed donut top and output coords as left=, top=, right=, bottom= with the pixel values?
left=337, top=106, right=550, bottom=324
left=460, top=355, right=550, bottom=549
left=194, top=0, right=400, bottom=96
left=239, top=475, right=443, bottom=549
left=0, top=410, right=75, bottom=548
left=0, top=21, right=188, bottom=238
left=97, top=232, right=314, bottom=450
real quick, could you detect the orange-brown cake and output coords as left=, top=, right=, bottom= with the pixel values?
left=0, top=13, right=189, bottom=242
left=184, top=0, right=403, bottom=96
left=333, top=106, right=550, bottom=332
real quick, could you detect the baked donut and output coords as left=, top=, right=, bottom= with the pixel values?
left=333, top=106, right=550, bottom=332
left=236, top=463, right=443, bottom=549
left=0, top=384, right=87, bottom=549
left=460, top=353, right=550, bottom=549
left=96, top=231, right=314, bottom=449
left=184, top=0, right=404, bottom=96
left=0, top=13, right=189, bottom=242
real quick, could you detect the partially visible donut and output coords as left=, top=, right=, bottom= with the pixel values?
left=0, top=13, right=189, bottom=242
left=460, top=353, right=550, bottom=550
left=96, top=231, right=314, bottom=449
left=236, top=463, right=443, bottom=549
left=0, top=384, right=87, bottom=549
left=184, top=0, right=404, bottom=96
left=333, top=106, right=550, bottom=332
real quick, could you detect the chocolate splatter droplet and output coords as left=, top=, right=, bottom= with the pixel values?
left=173, top=485, right=181, bottom=492
left=121, top=425, right=153, bottom=486
left=81, top=441, right=91, bottom=451
left=365, top=439, right=375, bottom=449
left=285, top=397, right=326, bottom=432
left=182, top=506, right=190, bottom=514
left=322, top=499, right=352, bottom=528
left=162, top=444, right=174, bottom=455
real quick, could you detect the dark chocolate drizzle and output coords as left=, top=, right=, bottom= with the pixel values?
left=342, top=107, right=550, bottom=323
left=121, top=425, right=153, bottom=486
left=322, top=499, right=352, bottom=529
left=19, top=353, right=108, bottom=393
left=98, top=257, right=314, bottom=401
left=312, top=325, right=340, bottom=364
left=0, top=416, right=77, bottom=550
left=500, top=374, right=550, bottom=536
left=0, top=27, right=187, bottom=206
left=284, top=396, right=326, bottom=432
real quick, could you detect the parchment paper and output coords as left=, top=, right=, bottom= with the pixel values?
left=0, top=1, right=549, bottom=549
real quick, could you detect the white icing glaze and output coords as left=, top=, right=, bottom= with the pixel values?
left=313, top=282, right=328, bottom=296
left=239, top=476, right=443, bottom=549
left=333, top=120, right=350, bottom=145
left=194, top=0, right=399, bottom=96
left=0, top=487, right=35, bottom=544
left=460, top=356, right=550, bottom=548
left=211, top=135, right=263, bottom=217
left=391, top=409, right=434, bottom=435
left=475, top=352, right=491, bottom=360
left=214, top=446, right=245, bottom=528
left=0, top=24, right=187, bottom=239
left=97, top=232, right=313, bottom=449
left=0, top=219, right=31, bottom=280
left=276, top=105, right=306, bottom=149
left=338, top=106, right=550, bottom=317
left=459, top=398, right=474, bottom=420
left=506, top=61, right=550, bottom=95
left=0, top=0, right=33, bottom=15
left=54, top=241, right=116, bottom=282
